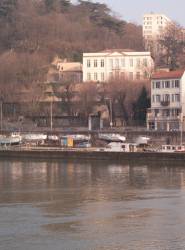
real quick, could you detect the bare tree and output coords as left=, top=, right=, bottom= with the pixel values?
left=102, top=76, right=150, bottom=126
left=159, top=22, right=185, bottom=70
left=75, top=82, right=98, bottom=119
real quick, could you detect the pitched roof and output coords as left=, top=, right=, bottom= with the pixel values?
left=152, top=70, right=185, bottom=79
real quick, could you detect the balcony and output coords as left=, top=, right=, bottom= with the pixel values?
left=147, top=110, right=180, bottom=121
left=160, top=100, right=170, bottom=107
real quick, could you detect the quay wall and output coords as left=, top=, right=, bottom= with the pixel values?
left=1, top=149, right=185, bottom=163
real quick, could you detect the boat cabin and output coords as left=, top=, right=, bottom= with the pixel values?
left=104, top=142, right=137, bottom=152
left=162, top=145, right=185, bottom=153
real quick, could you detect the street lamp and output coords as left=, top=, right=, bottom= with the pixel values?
left=180, top=111, right=183, bottom=146
left=50, top=97, right=53, bottom=132
left=105, top=98, right=113, bottom=128
left=0, top=97, right=3, bottom=132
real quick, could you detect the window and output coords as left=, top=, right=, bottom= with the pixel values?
left=143, top=58, right=148, bottom=67
left=175, top=109, right=180, bottom=116
left=136, top=58, right=141, bottom=68
left=94, top=60, right=97, bottom=67
left=155, top=109, right=159, bottom=117
left=165, top=81, right=170, bottom=88
left=115, top=71, right=119, bottom=78
left=152, top=81, right=155, bottom=89
left=162, top=109, right=170, bottom=117
left=164, top=94, right=170, bottom=101
left=115, top=59, right=119, bottom=68
left=152, top=95, right=155, bottom=103
left=87, top=60, right=91, bottom=67
left=121, top=58, right=125, bottom=67
left=136, top=72, right=140, bottom=80
left=172, top=109, right=180, bottom=117
left=101, top=72, right=105, bottom=81
left=101, top=59, right=104, bottom=67
left=156, top=81, right=160, bottom=88
left=130, top=58, right=133, bottom=67
left=156, top=95, right=161, bottom=102
left=121, top=72, right=125, bottom=79
left=87, top=73, right=91, bottom=81
left=109, top=72, right=113, bottom=79
left=172, top=80, right=175, bottom=88
left=172, top=94, right=174, bottom=102
left=154, top=109, right=159, bottom=117
left=166, top=109, right=170, bottom=117
left=149, top=121, right=155, bottom=130
left=94, top=72, right=98, bottom=81
left=175, top=94, right=180, bottom=102
left=171, top=109, right=175, bottom=117
left=175, top=80, right=180, bottom=88
left=162, top=81, right=165, bottom=88
left=129, top=72, right=133, bottom=80
left=109, top=59, right=113, bottom=69
left=144, top=71, right=148, bottom=79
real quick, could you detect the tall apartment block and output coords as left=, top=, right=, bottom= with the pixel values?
left=143, top=13, right=171, bottom=54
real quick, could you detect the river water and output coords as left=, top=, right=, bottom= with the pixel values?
left=1, top=159, right=185, bottom=250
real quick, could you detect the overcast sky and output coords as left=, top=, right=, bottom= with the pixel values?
left=77, top=0, right=185, bottom=26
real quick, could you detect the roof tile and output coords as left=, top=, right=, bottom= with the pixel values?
left=152, top=70, right=185, bottom=79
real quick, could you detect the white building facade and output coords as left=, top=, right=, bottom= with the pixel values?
left=147, top=70, right=185, bottom=131
left=83, top=49, right=154, bottom=82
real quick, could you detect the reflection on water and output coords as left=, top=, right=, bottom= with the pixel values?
left=1, top=159, right=185, bottom=250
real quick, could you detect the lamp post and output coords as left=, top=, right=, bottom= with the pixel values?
left=50, top=98, right=53, bottom=132
left=105, top=98, right=113, bottom=128
left=0, top=97, right=3, bottom=132
left=109, top=98, right=113, bottom=128
left=180, top=111, right=183, bottom=146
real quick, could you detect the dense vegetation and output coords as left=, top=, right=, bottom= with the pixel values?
left=0, top=0, right=144, bottom=55
left=0, top=0, right=149, bottom=126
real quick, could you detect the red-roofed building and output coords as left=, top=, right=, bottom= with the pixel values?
left=147, top=69, right=185, bottom=131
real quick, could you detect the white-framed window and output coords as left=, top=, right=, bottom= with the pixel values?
left=101, top=72, right=105, bottom=81
left=94, top=72, right=98, bottom=81
left=120, top=72, right=125, bottom=79
left=152, top=81, right=155, bottom=89
left=171, top=80, right=175, bottom=88
left=87, top=73, right=91, bottom=81
left=165, top=81, right=170, bottom=88
left=136, top=58, right=141, bottom=68
left=115, top=59, right=119, bottom=68
left=144, top=71, right=148, bottom=79
left=152, top=95, right=155, bottom=103
left=94, top=60, right=98, bottom=67
left=162, top=81, right=165, bottom=88
left=143, top=58, right=148, bottom=67
left=100, top=59, right=104, bottom=67
left=136, top=72, right=140, bottom=80
left=129, top=72, right=133, bottom=80
left=130, top=58, right=133, bottom=67
left=156, top=95, right=161, bottom=102
left=109, top=59, right=113, bottom=69
left=175, top=80, right=180, bottom=88
left=164, top=94, right=170, bottom=101
left=121, top=58, right=125, bottom=67
left=109, top=72, right=113, bottom=79
left=175, top=94, right=180, bottom=102
left=156, top=81, right=160, bottom=88
left=87, top=60, right=91, bottom=68
left=172, top=109, right=180, bottom=117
